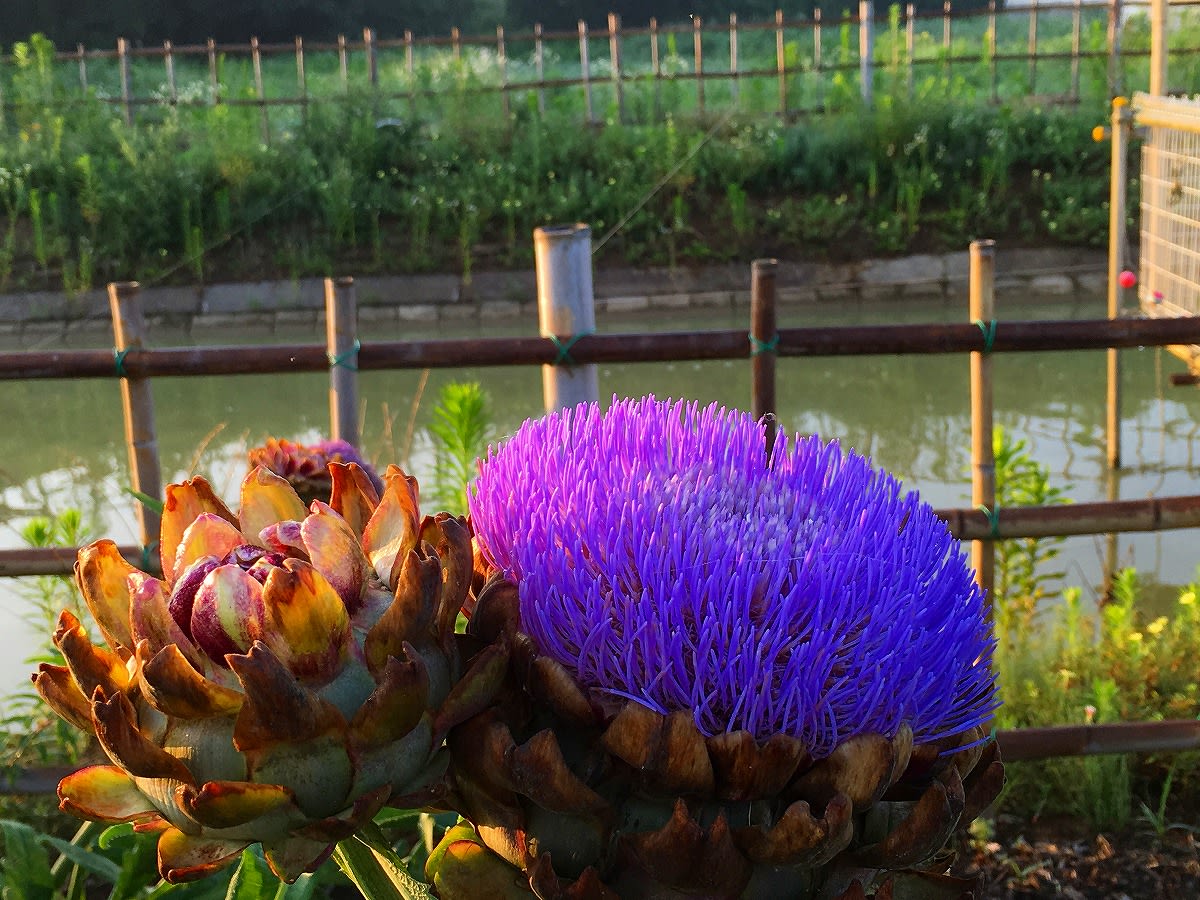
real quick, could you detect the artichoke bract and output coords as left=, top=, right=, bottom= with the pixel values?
left=431, top=397, right=1004, bottom=899
left=33, top=461, right=505, bottom=883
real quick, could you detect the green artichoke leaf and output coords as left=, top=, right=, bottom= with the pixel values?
left=331, top=830, right=434, bottom=900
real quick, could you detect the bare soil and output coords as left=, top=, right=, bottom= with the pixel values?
left=954, top=815, right=1200, bottom=899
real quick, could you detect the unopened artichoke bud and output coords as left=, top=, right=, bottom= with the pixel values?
left=248, top=437, right=386, bottom=505
left=430, top=397, right=1004, bottom=899
left=33, top=461, right=506, bottom=883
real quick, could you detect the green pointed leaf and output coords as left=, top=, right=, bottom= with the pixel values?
left=0, top=818, right=56, bottom=900
left=331, top=831, right=433, bottom=900
left=97, top=823, right=136, bottom=850
left=126, top=488, right=166, bottom=515
left=271, top=873, right=317, bottom=900
left=38, top=835, right=122, bottom=884
left=224, top=849, right=269, bottom=900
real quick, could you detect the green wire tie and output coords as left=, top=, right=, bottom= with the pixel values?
left=749, top=333, right=780, bottom=356
left=976, top=505, right=1001, bottom=539
left=114, top=348, right=131, bottom=377
left=974, top=319, right=997, bottom=354
left=328, top=339, right=361, bottom=371
left=548, top=330, right=593, bottom=368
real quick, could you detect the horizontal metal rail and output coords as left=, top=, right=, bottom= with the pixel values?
left=4, top=317, right=1200, bottom=381
left=6, top=492, right=1200, bottom=578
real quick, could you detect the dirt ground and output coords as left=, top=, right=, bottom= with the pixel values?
left=953, top=815, right=1200, bottom=899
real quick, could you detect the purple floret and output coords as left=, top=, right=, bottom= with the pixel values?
left=468, top=396, right=998, bottom=758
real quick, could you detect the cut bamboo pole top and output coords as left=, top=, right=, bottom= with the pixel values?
left=6, top=317, right=1200, bottom=380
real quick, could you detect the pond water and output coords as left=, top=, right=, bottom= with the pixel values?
left=3, top=290, right=1200, bottom=698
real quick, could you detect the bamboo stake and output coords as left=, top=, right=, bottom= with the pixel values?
left=1150, top=0, right=1168, bottom=95
left=535, top=224, right=599, bottom=412
left=295, top=37, right=308, bottom=123
left=1108, top=0, right=1123, bottom=98
left=694, top=15, right=705, bottom=116
left=108, top=282, right=162, bottom=557
left=651, top=18, right=662, bottom=120
left=118, top=37, right=133, bottom=126
left=338, top=34, right=349, bottom=90
left=859, top=0, right=874, bottom=106
left=1028, top=0, right=1039, bottom=95
left=776, top=10, right=787, bottom=117
left=815, top=9, right=824, bottom=109
left=943, top=1, right=952, bottom=89
left=325, top=277, right=360, bottom=449
left=579, top=21, right=594, bottom=125
left=1071, top=0, right=1082, bottom=102
left=207, top=38, right=220, bottom=105
left=988, top=0, right=998, bottom=103
left=1108, top=99, right=1131, bottom=469
left=404, top=30, right=415, bottom=116
left=164, top=40, right=177, bottom=106
left=251, top=37, right=269, bottom=145
left=969, top=240, right=996, bottom=601
left=76, top=43, right=88, bottom=95
left=608, top=13, right=625, bottom=123
left=751, top=259, right=779, bottom=458
left=729, top=14, right=739, bottom=108
left=536, top=23, right=547, bottom=115
left=365, top=27, right=379, bottom=87
left=497, top=26, right=510, bottom=120
left=906, top=4, right=915, bottom=100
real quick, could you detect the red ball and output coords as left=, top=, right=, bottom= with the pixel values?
left=1118, top=270, right=1137, bottom=289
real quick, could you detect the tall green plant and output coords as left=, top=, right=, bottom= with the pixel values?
left=426, top=381, right=493, bottom=515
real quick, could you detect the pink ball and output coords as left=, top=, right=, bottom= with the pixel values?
left=1118, top=270, right=1137, bottom=289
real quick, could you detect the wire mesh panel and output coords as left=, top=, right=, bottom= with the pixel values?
left=1135, top=92, right=1200, bottom=333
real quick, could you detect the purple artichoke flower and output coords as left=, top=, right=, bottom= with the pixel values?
left=468, top=396, right=997, bottom=759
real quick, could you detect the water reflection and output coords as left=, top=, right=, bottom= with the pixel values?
left=3, top=292, right=1199, bottom=693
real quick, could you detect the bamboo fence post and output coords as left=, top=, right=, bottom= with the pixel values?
left=651, top=17, right=662, bottom=119
left=969, top=240, right=996, bottom=602
left=497, top=26, right=510, bottom=120
left=76, top=43, right=88, bottom=95
left=776, top=9, right=787, bottom=117
left=534, top=224, right=599, bottom=412
left=1071, top=0, right=1082, bottom=102
left=404, top=30, right=415, bottom=116
left=729, top=14, right=739, bottom=108
left=118, top=37, right=133, bottom=126
left=814, top=9, right=824, bottom=109
left=943, top=1, right=952, bottom=89
left=338, top=34, right=349, bottom=90
left=1107, top=99, right=1131, bottom=470
left=1150, top=0, right=1168, bottom=95
left=451, top=26, right=462, bottom=64
left=164, top=40, right=177, bottom=106
left=365, top=27, right=379, bottom=87
left=988, top=0, right=998, bottom=103
left=906, top=4, right=915, bottom=100
left=108, top=282, right=162, bottom=557
left=750, top=259, right=779, bottom=459
left=1028, top=0, right=1038, bottom=95
left=251, top=37, right=269, bottom=145
left=609, top=13, right=625, bottom=123
left=325, top=277, right=360, bottom=449
left=536, top=23, right=547, bottom=116
left=207, top=38, right=220, bottom=105
left=694, top=15, right=705, bottom=116
left=859, top=0, right=874, bottom=106
left=295, top=37, right=308, bottom=123
left=579, top=21, right=594, bottom=125
left=1108, top=0, right=1123, bottom=98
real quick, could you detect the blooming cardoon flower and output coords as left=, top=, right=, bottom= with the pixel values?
left=429, top=397, right=1003, bottom=899
left=249, top=438, right=385, bottom=505
left=33, top=461, right=505, bottom=883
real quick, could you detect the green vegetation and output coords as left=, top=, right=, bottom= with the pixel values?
left=4, top=4, right=1195, bottom=293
